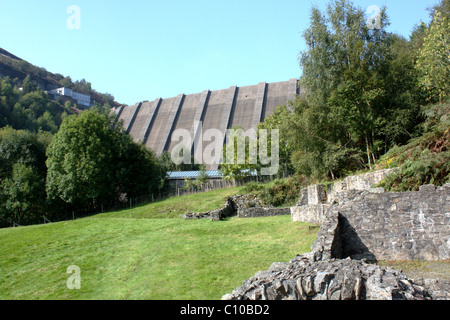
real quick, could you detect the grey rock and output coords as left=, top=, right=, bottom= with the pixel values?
left=222, top=257, right=441, bottom=300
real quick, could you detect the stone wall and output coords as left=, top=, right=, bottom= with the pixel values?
left=222, top=172, right=450, bottom=300
left=290, top=204, right=330, bottom=225
left=311, top=184, right=450, bottom=261
left=181, top=197, right=236, bottom=221
left=291, top=169, right=395, bottom=224
left=237, top=207, right=290, bottom=218
left=182, top=195, right=291, bottom=220
left=222, top=256, right=449, bottom=300
left=223, top=184, right=450, bottom=300
left=326, top=168, right=395, bottom=203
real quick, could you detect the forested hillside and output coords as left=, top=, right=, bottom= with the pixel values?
left=0, top=47, right=120, bottom=108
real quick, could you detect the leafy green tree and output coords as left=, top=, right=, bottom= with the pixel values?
left=416, top=10, right=450, bottom=102
left=257, top=103, right=295, bottom=175
left=59, top=76, right=74, bottom=89
left=22, top=75, right=38, bottom=94
left=46, top=110, right=117, bottom=208
left=220, top=126, right=258, bottom=180
left=0, top=163, right=45, bottom=225
left=0, top=126, right=47, bottom=180
left=0, top=127, right=49, bottom=226
left=10, top=90, right=62, bottom=133
left=196, top=165, right=210, bottom=185
left=0, top=77, right=17, bottom=121
left=287, top=0, right=423, bottom=180
left=46, top=108, right=165, bottom=211
left=114, top=132, right=164, bottom=199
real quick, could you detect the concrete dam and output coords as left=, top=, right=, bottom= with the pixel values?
left=111, top=78, right=299, bottom=169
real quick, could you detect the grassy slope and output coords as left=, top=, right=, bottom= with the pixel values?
left=0, top=187, right=317, bottom=300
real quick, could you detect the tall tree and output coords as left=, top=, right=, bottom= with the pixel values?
left=1, top=163, right=45, bottom=225
left=291, top=0, right=422, bottom=179
left=46, top=108, right=165, bottom=211
left=46, top=110, right=116, bottom=208
left=0, top=127, right=48, bottom=226
left=416, top=7, right=450, bottom=102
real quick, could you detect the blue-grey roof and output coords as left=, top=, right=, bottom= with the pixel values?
left=167, top=169, right=258, bottom=180
left=167, top=170, right=223, bottom=179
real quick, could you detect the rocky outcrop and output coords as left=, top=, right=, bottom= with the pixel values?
left=222, top=256, right=448, bottom=300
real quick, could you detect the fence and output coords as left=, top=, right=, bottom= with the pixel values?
left=9, top=170, right=293, bottom=228
left=127, top=170, right=292, bottom=208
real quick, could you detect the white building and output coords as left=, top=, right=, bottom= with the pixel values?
left=49, top=87, right=91, bottom=107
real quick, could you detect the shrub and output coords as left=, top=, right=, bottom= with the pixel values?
left=377, top=103, right=449, bottom=191
left=255, top=175, right=308, bottom=207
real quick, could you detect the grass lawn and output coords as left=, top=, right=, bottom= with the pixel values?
left=0, top=188, right=317, bottom=300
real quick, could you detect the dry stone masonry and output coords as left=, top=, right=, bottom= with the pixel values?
left=298, top=183, right=450, bottom=261
left=223, top=170, right=450, bottom=300
left=182, top=194, right=291, bottom=220
left=291, top=169, right=394, bottom=224
left=222, top=256, right=449, bottom=300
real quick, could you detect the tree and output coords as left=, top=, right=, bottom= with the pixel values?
left=0, top=126, right=47, bottom=180
left=46, top=110, right=117, bottom=208
left=1, top=163, right=45, bottom=225
left=290, top=0, right=422, bottom=179
left=257, top=103, right=294, bottom=175
left=10, top=90, right=62, bottom=133
left=22, top=75, right=38, bottom=94
left=114, top=132, right=164, bottom=199
left=196, top=165, right=210, bottom=185
left=0, top=127, right=49, bottom=226
left=416, top=10, right=450, bottom=102
left=220, top=126, right=259, bottom=180
left=46, top=108, right=165, bottom=211
left=281, top=98, right=358, bottom=180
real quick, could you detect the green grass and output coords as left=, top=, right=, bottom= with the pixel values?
left=100, top=187, right=244, bottom=219
left=0, top=187, right=317, bottom=300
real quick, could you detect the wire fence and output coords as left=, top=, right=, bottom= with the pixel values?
left=128, top=169, right=291, bottom=208
left=10, top=170, right=293, bottom=227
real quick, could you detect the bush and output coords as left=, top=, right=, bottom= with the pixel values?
left=242, top=182, right=265, bottom=194
left=252, top=176, right=308, bottom=207
left=377, top=103, right=450, bottom=191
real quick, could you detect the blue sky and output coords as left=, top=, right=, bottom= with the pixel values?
left=0, top=0, right=439, bottom=105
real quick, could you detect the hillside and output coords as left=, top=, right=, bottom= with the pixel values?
left=0, top=47, right=122, bottom=108
left=376, top=102, right=450, bottom=191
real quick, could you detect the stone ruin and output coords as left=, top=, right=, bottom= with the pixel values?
left=223, top=170, right=450, bottom=300
left=221, top=256, right=449, bottom=300
left=180, top=197, right=236, bottom=221
left=181, top=194, right=290, bottom=221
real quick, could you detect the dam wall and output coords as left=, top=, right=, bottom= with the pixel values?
left=112, top=79, right=299, bottom=169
